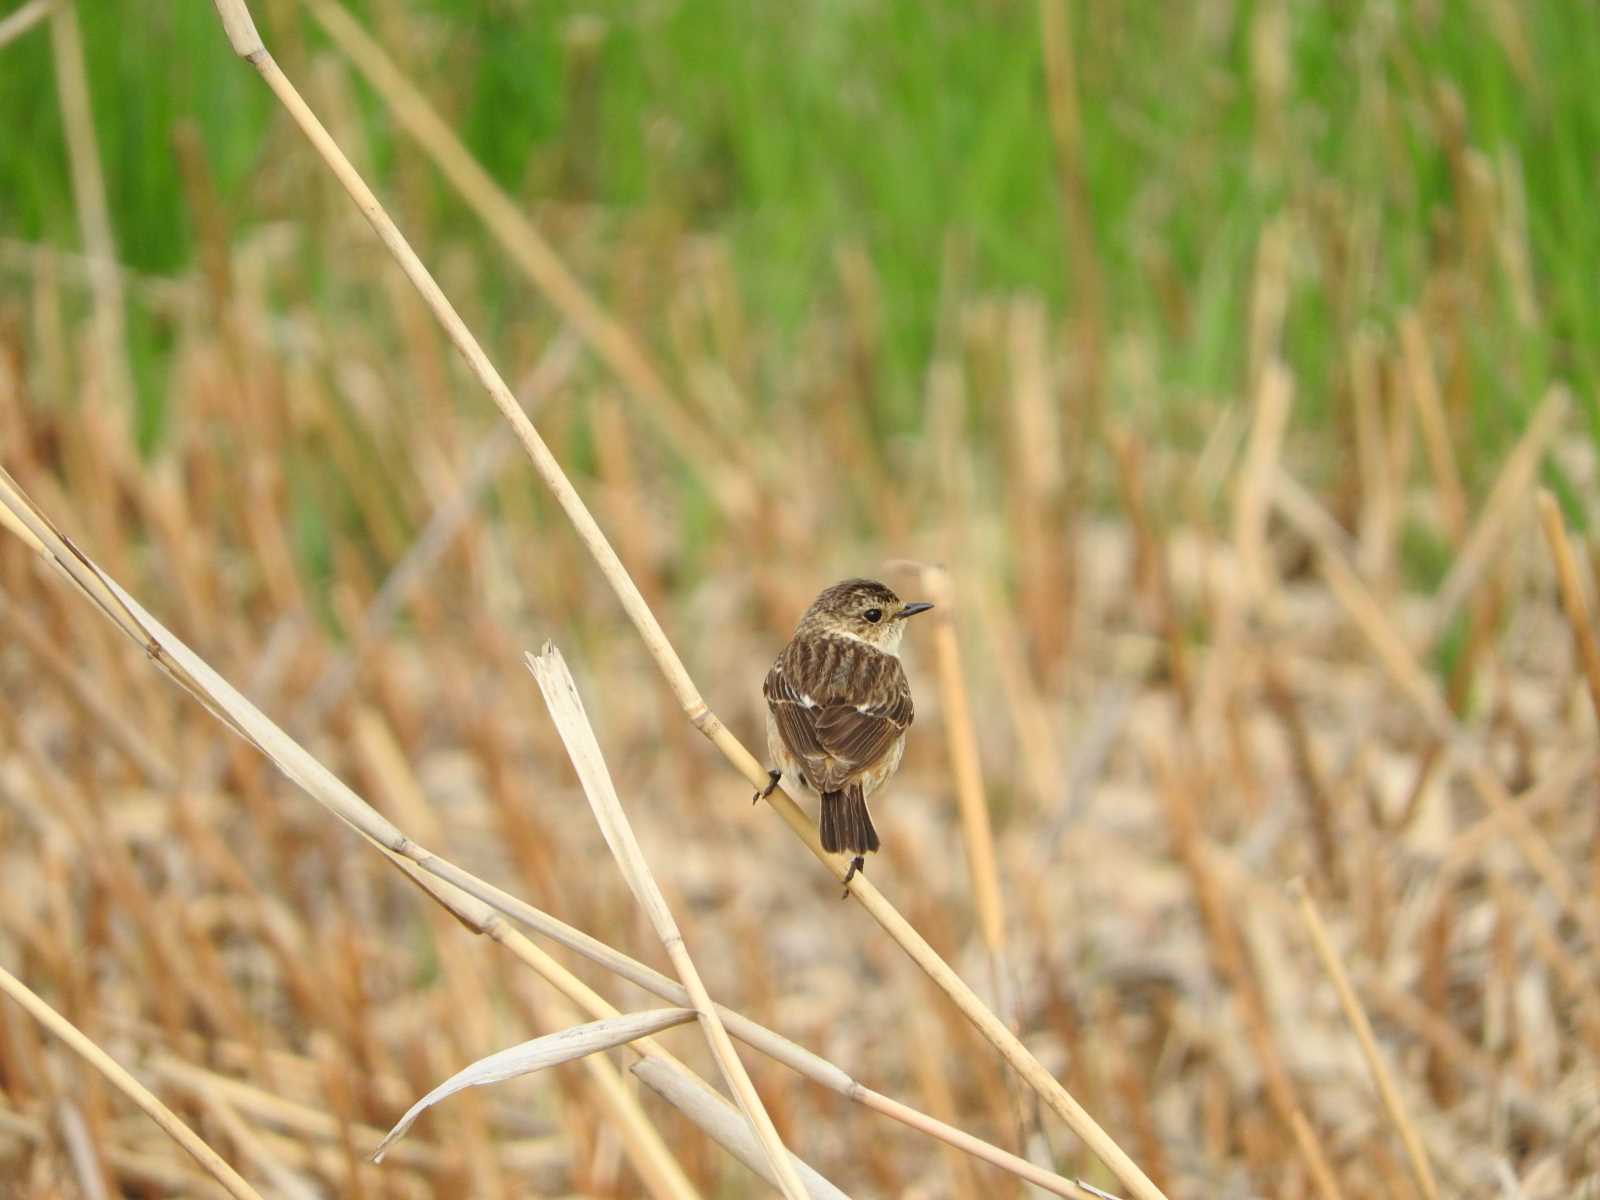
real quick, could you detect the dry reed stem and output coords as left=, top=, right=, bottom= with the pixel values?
left=1523, top=489, right=1600, bottom=883
left=0, top=0, right=54, bottom=48
left=55, top=1102, right=109, bottom=1200
left=0, top=468, right=718, bottom=1194
left=1354, top=976, right=1567, bottom=1138
left=453, top=864, right=1090, bottom=1194
left=629, top=1058, right=847, bottom=1200
left=202, top=1094, right=321, bottom=1200
left=918, top=563, right=1054, bottom=1179
left=1, top=463, right=1084, bottom=1198
left=1038, top=0, right=1106, bottom=387
left=349, top=709, right=697, bottom=1198
left=527, top=645, right=811, bottom=1200
left=1279, top=479, right=1600, bottom=954
left=203, top=6, right=1164, bottom=1196
left=1535, top=489, right=1600, bottom=729
left=299, top=0, right=757, bottom=527
left=0, top=964, right=263, bottom=1200
left=1233, top=359, right=1295, bottom=611
left=1288, top=880, right=1439, bottom=1200
left=920, top=566, right=1008, bottom=974
left=1418, top=388, right=1567, bottom=651
left=1153, top=752, right=1345, bottom=1200
left=1400, top=314, right=1467, bottom=540
left=151, top=1058, right=470, bottom=1173
left=48, top=0, right=135, bottom=419
left=0, top=1107, right=233, bottom=1198
left=1348, top=332, right=1395, bottom=585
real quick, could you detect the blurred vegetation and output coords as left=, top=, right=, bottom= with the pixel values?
left=3, top=0, right=1596, bottom=449
left=5, top=5, right=1600, bottom=1195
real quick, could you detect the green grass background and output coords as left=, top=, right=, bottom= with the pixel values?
left=2, top=0, right=1596, bottom=447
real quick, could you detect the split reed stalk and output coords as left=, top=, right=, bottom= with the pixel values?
left=528, top=645, right=811, bottom=1200
left=203, top=4, right=1166, bottom=1196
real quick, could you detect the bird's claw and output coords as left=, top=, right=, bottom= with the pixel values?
left=752, top=768, right=782, bottom=805
left=840, top=855, right=865, bottom=899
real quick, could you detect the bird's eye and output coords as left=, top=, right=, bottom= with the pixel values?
left=863, top=608, right=883, bottom=623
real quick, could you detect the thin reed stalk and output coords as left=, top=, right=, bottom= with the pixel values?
left=298, top=0, right=756, bottom=528
left=528, top=644, right=811, bottom=1200
left=0, top=0, right=54, bottom=49
left=0, top=963, right=264, bottom=1200
left=1289, top=881, right=1439, bottom=1200
left=48, top=0, right=135, bottom=418
left=1535, top=489, right=1600, bottom=727
left=202, top=5, right=1166, bottom=1196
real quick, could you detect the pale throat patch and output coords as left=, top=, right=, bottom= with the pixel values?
left=826, top=623, right=905, bottom=654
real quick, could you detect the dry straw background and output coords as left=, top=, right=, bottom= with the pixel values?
left=2, top=0, right=1599, bottom=1197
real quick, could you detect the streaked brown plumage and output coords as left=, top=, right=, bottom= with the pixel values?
left=758, top=578, right=932, bottom=887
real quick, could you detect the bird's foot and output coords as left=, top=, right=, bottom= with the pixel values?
left=840, top=855, right=865, bottom=899
left=752, top=768, right=782, bottom=805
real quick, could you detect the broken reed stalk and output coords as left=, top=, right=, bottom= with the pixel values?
left=0, top=472, right=710, bottom=1197
left=0, top=471, right=1088, bottom=1199
left=202, top=5, right=1166, bottom=1197
left=526, top=645, right=811, bottom=1200
left=0, top=963, right=264, bottom=1200
left=349, top=710, right=700, bottom=1200
left=1288, top=881, right=1440, bottom=1200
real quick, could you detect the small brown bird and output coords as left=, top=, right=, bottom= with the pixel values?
left=757, top=578, right=933, bottom=889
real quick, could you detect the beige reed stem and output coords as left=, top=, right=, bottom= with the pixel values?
left=49, top=0, right=135, bottom=416
left=0, top=0, right=56, bottom=50
left=1289, top=881, right=1439, bottom=1200
left=0, top=463, right=1092, bottom=1200
left=529, top=645, right=810, bottom=1200
left=0, top=962, right=264, bottom=1200
left=203, top=5, right=1165, bottom=1196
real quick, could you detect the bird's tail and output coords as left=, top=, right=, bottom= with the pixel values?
left=820, top=785, right=879, bottom=855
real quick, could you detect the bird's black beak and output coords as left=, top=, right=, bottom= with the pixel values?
left=894, top=602, right=934, bottom=620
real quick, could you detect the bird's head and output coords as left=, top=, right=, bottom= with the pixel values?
left=796, top=578, right=934, bottom=653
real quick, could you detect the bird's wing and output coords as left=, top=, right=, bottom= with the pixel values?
left=764, top=641, right=913, bottom=792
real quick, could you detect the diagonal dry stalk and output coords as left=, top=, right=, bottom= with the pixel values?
left=0, top=0, right=55, bottom=50
left=1271, top=463, right=1600, bottom=961
left=1289, top=880, right=1439, bottom=1200
left=1535, top=489, right=1600, bottom=727
left=528, top=644, right=811, bottom=1200
left=201, top=4, right=1166, bottom=1197
left=0, top=469, right=711, bottom=1197
left=0, top=468, right=1097, bottom=1198
left=297, top=0, right=757, bottom=529
left=0, top=963, right=264, bottom=1200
